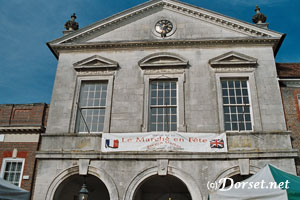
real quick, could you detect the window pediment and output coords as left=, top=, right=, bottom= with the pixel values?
left=209, top=51, right=257, bottom=68
left=73, top=55, right=118, bottom=71
left=139, top=53, right=188, bottom=69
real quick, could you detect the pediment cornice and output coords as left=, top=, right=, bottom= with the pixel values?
left=51, top=37, right=281, bottom=57
left=73, top=55, right=118, bottom=71
left=139, top=52, right=188, bottom=69
left=209, top=51, right=258, bottom=68
left=49, top=0, right=283, bottom=46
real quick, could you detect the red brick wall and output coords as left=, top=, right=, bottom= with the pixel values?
left=281, top=87, right=300, bottom=175
left=0, top=103, right=47, bottom=127
left=0, top=142, right=39, bottom=191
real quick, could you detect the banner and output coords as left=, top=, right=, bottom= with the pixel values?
left=101, top=132, right=227, bottom=152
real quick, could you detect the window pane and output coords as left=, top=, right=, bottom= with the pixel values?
left=224, top=106, right=229, bottom=113
left=158, top=108, right=163, bottom=114
left=230, top=107, right=236, bottom=113
left=100, top=98, right=106, bottom=106
left=16, top=163, right=22, bottom=171
left=158, top=90, right=163, bottom=98
left=243, top=97, right=249, bottom=104
left=171, top=124, right=177, bottom=131
left=221, top=79, right=252, bottom=131
left=3, top=160, right=23, bottom=186
left=149, top=80, right=177, bottom=131
left=171, top=82, right=176, bottom=89
left=171, top=115, right=177, bottom=122
left=239, top=123, right=245, bottom=130
left=225, top=123, right=231, bottom=131
left=230, top=97, right=236, bottom=104
left=11, top=163, right=16, bottom=171
left=231, top=114, right=237, bottom=122
left=164, top=82, right=170, bottom=89
left=171, top=90, right=176, bottom=97
left=151, top=91, right=157, bottom=97
left=232, top=123, right=238, bottom=130
left=76, top=81, right=108, bottom=133
left=224, top=114, right=230, bottom=122
left=228, top=81, right=234, bottom=88
left=157, top=124, right=163, bottom=131
left=151, top=98, right=156, bottom=105
left=158, top=82, right=163, bottom=89
left=246, top=123, right=252, bottom=130
left=223, top=97, right=229, bottom=104
left=151, top=115, right=156, bottom=123
left=5, top=162, right=11, bottom=171
left=238, top=114, right=244, bottom=122
left=236, top=97, right=242, bottom=104
left=158, top=98, right=163, bottom=105
left=221, top=81, right=227, bottom=88
left=241, top=81, right=247, bottom=87
left=165, top=98, right=170, bottom=105
left=165, top=90, right=170, bottom=97
left=171, top=98, right=176, bottom=105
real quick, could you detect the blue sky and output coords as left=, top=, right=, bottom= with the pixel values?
left=0, top=0, right=299, bottom=104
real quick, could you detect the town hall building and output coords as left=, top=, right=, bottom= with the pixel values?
left=32, top=0, right=298, bottom=199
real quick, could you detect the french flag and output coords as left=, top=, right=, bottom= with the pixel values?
left=105, top=139, right=119, bottom=148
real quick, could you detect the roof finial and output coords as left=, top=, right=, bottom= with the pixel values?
left=252, top=5, right=267, bottom=24
left=255, top=5, right=260, bottom=14
left=64, top=13, right=79, bottom=31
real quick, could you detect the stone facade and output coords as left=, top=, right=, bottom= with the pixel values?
left=33, top=0, right=297, bottom=200
left=0, top=103, right=48, bottom=195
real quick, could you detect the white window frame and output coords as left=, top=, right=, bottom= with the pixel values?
left=216, top=72, right=262, bottom=132
left=142, top=73, right=186, bottom=132
left=0, top=158, right=25, bottom=187
left=70, top=75, right=114, bottom=133
left=149, top=79, right=178, bottom=132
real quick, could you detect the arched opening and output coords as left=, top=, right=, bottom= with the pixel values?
left=133, top=175, right=192, bottom=200
left=53, top=174, right=110, bottom=200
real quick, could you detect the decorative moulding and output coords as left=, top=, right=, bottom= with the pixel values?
left=50, top=0, right=282, bottom=45
left=138, top=52, right=188, bottom=69
left=209, top=51, right=258, bottom=68
left=50, top=38, right=280, bottom=58
left=73, top=55, right=118, bottom=71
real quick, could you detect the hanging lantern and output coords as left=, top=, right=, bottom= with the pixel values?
left=78, top=183, right=88, bottom=200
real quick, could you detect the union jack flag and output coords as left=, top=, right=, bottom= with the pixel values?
left=210, top=139, right=224, bottom=149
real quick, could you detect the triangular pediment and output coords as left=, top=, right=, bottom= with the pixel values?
left=47, top=0, right=284, bottom=58
left=209, top=51, right=258, bottom=67
left=139, top=52, right=188, bottom=68
left=73, top=55, right=118, bottom=71
left=49, top=0, right=282, bottom=45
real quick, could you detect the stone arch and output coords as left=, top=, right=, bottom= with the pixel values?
left=124, top=165, right=202, bottom=200
left=212, top=164, right=261, bottom=184
left=45, top=165, right=119, bottom=200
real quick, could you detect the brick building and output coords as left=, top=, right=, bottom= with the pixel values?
left=277, top=63, right=300, bottom=175
left=0, top=103, right=48, bottom=196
